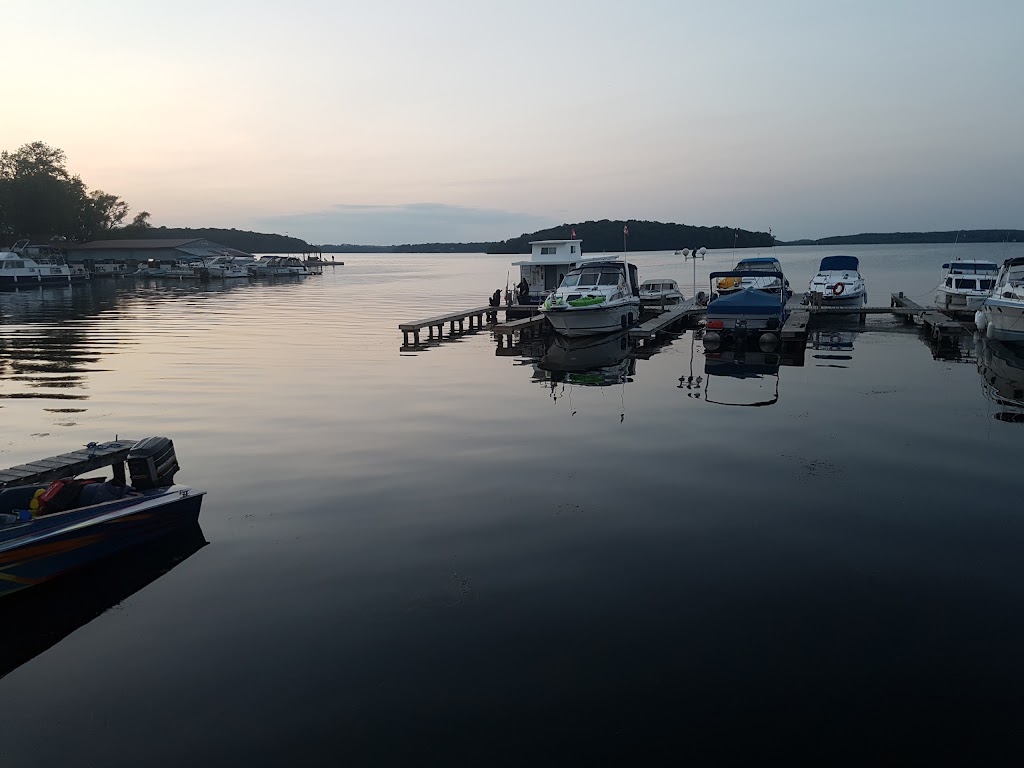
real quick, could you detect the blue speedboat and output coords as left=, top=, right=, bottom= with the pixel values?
left=0, top=437, right=205, bottom=597
left=704, top=267, right=789, bottom=347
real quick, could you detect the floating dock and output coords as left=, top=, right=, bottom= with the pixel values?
left=399, top=305, right=541, bottom=346
left=0, top=439, right=138, bottom=489
left=630, top=299, right=706, bottom=342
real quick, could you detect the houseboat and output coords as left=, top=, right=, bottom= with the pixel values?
left=510, top=239, right=584, bottom=305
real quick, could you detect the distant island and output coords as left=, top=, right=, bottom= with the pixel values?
left=318, top=219, right=773, bottom=254
left=781, top=230, right=1023, bottom=246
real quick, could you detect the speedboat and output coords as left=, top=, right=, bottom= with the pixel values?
left=935, top=259, right=998, bottom=312
left=0, top=240, right=73, bottom=289
left=540, top=259, right=641, bottom=337
left=808, top=255, right=867, bottom=306
left=715, top=257, right=791, bottom=300
left=0, top=437, right=205, bottom=597
left=976, top=257, right=1024, bottom=344
left=639, top=279, right=685, bottom=309
left=704, top=267, right=788, bottom=348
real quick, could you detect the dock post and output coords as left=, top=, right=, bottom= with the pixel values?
left=414, top=330, right=420, bottom=345
left=403, top=331, right=409, bottom=346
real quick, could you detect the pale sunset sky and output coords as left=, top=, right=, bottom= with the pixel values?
left=5, top=0, right=1022, bottom=244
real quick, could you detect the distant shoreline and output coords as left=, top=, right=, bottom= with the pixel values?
left=779, top=229, right=1022, bottom=246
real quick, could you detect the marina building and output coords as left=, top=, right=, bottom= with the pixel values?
left=64, top=238, right=252, bottom=268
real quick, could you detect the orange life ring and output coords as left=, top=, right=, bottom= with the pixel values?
left=832, top=282, right=845, bottom=296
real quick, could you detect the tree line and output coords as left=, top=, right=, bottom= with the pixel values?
left=781, top=230, right=1023, bottom=245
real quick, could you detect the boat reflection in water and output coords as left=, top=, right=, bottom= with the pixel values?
left=534, top=330, right=635, bottom=387
left=703, top=348, right=781, bottom=407
left=0, top=522, right=207, bottom=680
left=976, top=335, right=1024, bottom=423
left=808, top=329, right=856, bottom=368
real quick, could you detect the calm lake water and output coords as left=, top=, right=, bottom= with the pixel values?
left=1, top=244, right=1023, bottom=765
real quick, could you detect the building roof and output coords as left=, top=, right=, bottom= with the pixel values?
left=69, top=239, right=203, bottom=250
left=529, top=239, right=583, bottom=246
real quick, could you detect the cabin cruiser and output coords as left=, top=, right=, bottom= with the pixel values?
left=715, top=257, right=791, bottom=300
left=0, top=240, right=73, bottom=288
left=639, top=279, right=685, bottom=309
left=975, top=257, right=1024, bottom=344
left=935, top=259, right=998, bottom=312
left=0, top=437, right=205, bottom=597
left=807, top=255, right=867, bottom=306
left=252, top=256, right=310, bottom=276
left=510, top=239, right=584, bottom=305
left=198, top=255, right=250, bottom=279
left=540, top=259, right=641, bottom=337
left=704, top=267, right=788, bottom=348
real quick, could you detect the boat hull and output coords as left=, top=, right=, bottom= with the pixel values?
left=982, top=298, right=1024, bottom=343
left=0, top=274, right=72, bottom=289
left=541, top=301, right=640, bottom=337
left=0, top=487, right=204, bottom=597
left=936, top=289, right=987, bottom=312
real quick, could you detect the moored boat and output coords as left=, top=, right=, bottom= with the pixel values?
left=0, top=437, right=205, bottom=597
left=252, top=256, right=310, bottom=276
left=935, top=259, right=998, bottom=312
left=540, top=259, right=641, bottom=337
left=975, top=257, right=1024, bottom=345
left=510, top=239, right=584, bottom=305
left=807, top=255, right=867, bottom=306
left=639, top=279, right=685, bottom=309
left=716, top=257, right=791, bottom=300
left=0, top=240, right=74, bottom=289
left=704, top=267, right=789, bottom=348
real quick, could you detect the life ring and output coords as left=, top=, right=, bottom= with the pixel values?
left=832, top=282, right=845, bottom=296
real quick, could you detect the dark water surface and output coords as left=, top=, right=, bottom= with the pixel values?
left=1, top=245, right=1023, bottom=765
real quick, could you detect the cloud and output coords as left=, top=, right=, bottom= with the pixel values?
left=253, top=203, right=556, bottom=246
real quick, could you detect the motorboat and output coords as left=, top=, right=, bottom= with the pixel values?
left=0, top=437, right=205, bottom=597
left=935, top=259, right=998, bottom=312
left=0, top=240, right=73, bottom=289
left=89, top=261, right=135, bottom=278
left=976, top=335, right=1024, bottom=422
left=510, top=239, right=584, bottom=305
left=807, top=255, right=867, bottom=306
left=252, top=256, right=310, bottom=276
left=704, top=267, right=789, bottom=348
left=198, top=255, right=250, bottom=279
left=639, top=279, right=685, bottom=309
left=975, top=257, right=1024, bottom=345
left=540, top=259, right=641, bottom=337
left=715, top=257, right=791, bottom=300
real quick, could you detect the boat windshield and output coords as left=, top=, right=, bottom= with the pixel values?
left=564, top=268, right=620, bottom=288
left=737, top=260, right=779, bottom=272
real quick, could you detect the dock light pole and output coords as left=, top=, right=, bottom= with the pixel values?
left=682, top=247, right=706, bottom=299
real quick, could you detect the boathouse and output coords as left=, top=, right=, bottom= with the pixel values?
left=64, top=238, right=252, bottom=268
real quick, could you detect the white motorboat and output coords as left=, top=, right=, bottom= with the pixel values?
left=0, top=240, right=74, bottom=288
left=935, top=259, right=998, bottom=312
left=540, top=259, right=641, bottom=337
left=976, top=257, right=1024, bottom=344
left=715, top=257, right=791, bottom=300
left=639, top=279, right=685, bottom=309
left=252, top=256, right=310, bottom=276
left=89, top=261, right=135, bottom=278
left=199, top=255, right=250, bottom=279
left=807, top=255, right=867, bottom=306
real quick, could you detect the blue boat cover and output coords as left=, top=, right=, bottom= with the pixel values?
left=708, top=287, right=785, bottom=316
left=819, top=255, right=859, bottom=271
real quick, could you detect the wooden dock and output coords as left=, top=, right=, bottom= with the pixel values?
left=890, top=293, right=967, bottom=342
left=0, top=439, right=139, bottom=489
left=629, top=299, right=705, bottom=342
left=494, top=314, right=548, bottom=336
left=399, top=305, right=542, bottom=346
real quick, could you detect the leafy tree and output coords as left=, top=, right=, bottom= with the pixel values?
left=0, top=141, right=130, bottom=242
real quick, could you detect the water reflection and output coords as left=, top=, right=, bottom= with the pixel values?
left=976, top=336, right=1024, bottom=423
left=703, top=348, right=782, bottom=407
left=809, top=328, right=856, bottom=367
left=534, top=331, right=635, bottom=386
left=0, top=523, right=207, bottom=680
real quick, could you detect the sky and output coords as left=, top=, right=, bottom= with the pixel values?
left=5, top=0, right=1022, bottom=244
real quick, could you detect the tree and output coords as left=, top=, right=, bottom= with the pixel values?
left=0, top=141, right=131, bottom=242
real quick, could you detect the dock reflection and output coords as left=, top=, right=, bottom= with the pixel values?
left=0, top=523, right=208, bottom=680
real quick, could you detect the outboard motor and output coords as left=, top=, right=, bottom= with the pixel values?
left=127, top=437, right=180, bottom=490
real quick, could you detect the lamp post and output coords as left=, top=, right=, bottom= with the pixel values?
left=682, top=246, right=706, bottom=300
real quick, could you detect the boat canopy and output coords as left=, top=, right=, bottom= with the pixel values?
left=708, top=286, right=785, bottom=315
left=819, top=255, right=859, bottom=271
